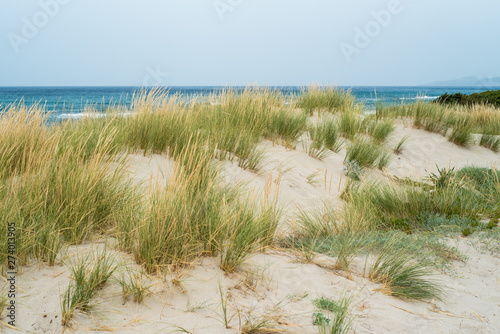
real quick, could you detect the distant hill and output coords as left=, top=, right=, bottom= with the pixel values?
left=426, top=76, right=500, bottom=87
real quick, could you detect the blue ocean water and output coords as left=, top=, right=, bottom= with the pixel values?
left=0, top=86, right=492, bottom=122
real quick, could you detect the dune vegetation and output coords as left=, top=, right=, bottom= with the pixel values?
left=1, top=86, right=499, bottom=331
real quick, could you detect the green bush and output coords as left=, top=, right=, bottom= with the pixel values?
left=435, top=90, right=500, bottom=108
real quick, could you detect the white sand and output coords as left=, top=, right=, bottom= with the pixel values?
left=3, top=123, right=500, bottom=333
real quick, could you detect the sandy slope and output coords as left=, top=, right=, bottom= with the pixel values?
left=2, top=123, right=500, bottom=333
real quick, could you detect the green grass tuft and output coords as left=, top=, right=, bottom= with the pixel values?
left=61, top=250, right=118, bottom=326
left=479, top=134, right=500, bottom=152
left=345, top=137, right=391, bottom=169
left=368, top=236, right=443, bottom=301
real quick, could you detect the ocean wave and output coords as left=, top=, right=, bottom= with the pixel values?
left=58, top=112, right=136, bottom=119
left=399, top=96, right=440, bottom=101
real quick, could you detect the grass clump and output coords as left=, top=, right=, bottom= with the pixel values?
left=340, top=165, right=498, bottom=234
left=393, top=135, right=409, bottom=155
left=345, top=137, right=391, bottom=169
left=479, top=134, right=500, bottom=152
left=299, top=85, right=359, bottom=115
left=377, top=99, right=500, bottom=149
left=118, top=87, right=307, bottom=168
left=314, top=291, right=354, bottom=334
left=457, top=167, right=500, bottom=216
left=116, top=267, right=152, bottom=303
left=295, top=204, right=338, bottom=240
left=0, top=124, right=130, bottom=267
left=0, top=103, right=54, bottom=180
left=308, top=116, right=343, bottom=155
left=116, top=141, right=281, bottom=274
left=486, top=219, right=498, bottom=229
left=265, top=107, right=307, bottom=148
left=368, top=236, right=443, bottom=301
left=220, top=196, right=282, bottom=273
left=239, top=302, right=286, bottom=334
left=365, top=119, right=395, bottom=144
left=448, top=115, right=474, bottom=147
left=287, top=227, right=465, bottom=274
left=413, top=101, right=448, bottom=134
left=339, top=111, right=361, bottom=140
left=61, top=250, right=118, bottom=326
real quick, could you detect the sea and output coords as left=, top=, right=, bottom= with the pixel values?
left=0, top=86, right=494, bottom=123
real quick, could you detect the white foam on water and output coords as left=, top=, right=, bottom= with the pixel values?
left=58, top=112, right=137, bottom=119
left=400, top=96, right=440, bottom=101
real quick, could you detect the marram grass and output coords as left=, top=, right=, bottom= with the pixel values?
left=3, top=87, right=500, bottom=329
left=368, top=235, right=443, bottom=301
left=299, top=85, right=360, bottom=115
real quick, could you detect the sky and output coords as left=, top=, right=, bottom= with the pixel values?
left=0, top=0, right=499, bottom=86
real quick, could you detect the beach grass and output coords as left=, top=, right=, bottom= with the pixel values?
left=376, top=99, right=500, bottom=150
left=364, top=119, right=395, bottom=144
left=0, top=103, right=54, bottom=180
left=2, top=86, right=500, bottom=331
left=314, top=291, right=354, bottom=334
left=368, top=235, right=443, bottom=301
left=308, top=116, right=344, bottom=155
left=116, top=267, right=152, bottom=303
left=113, top=139, right=281, bottom=274
left=61, top=250, right=118, bottom=326
left=298, top=85, right=360, bottom=115
left=345, top=137, right=391, bottom=169
left=479, top=134, right=500, bottom=152
left=393, top=135, right=409, bottom=155
left=339, top=110, right=361, bottom=140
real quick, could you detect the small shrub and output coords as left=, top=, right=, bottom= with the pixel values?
left=426, top=165, right=456, bottom=189
left=314, top=297, right=341, bottom=313
left=313, top=312, right=331, bottom=326
left=461, top=227, right=472, bottom=237
left=314, top=291, right=354, bottom=334
left=343, top=160, right=365, bottom=181
left=486, top=219, right=498, bottom=229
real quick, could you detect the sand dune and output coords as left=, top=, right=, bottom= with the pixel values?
left=5, top=122, right=500, bottom=334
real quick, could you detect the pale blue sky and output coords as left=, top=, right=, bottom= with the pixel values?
left=1, top=0, right=499, bottom=86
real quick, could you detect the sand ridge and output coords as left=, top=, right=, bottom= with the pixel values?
left=4, top=122, right=500, bottom=333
